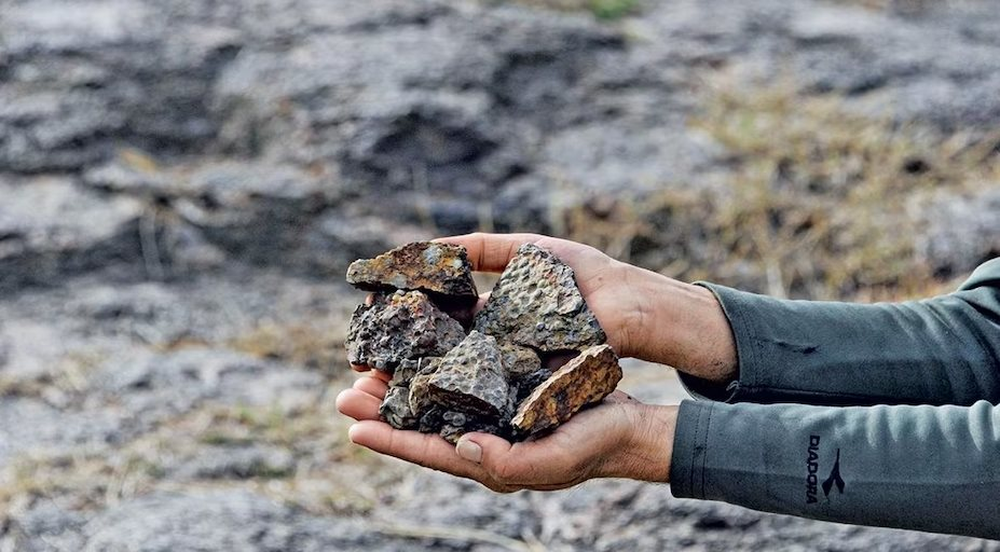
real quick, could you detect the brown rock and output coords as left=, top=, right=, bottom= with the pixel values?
left=346, top=242, right=478, bottom=303
left=473, top=243, right=605, bottom=351
left=345, top=291, right=465, bottom=373
left=511, top=344, right=622, bottom=437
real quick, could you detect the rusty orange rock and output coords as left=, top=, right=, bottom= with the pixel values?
left=346, top=241, right=478, bottom=303
left=510, top=344, right=622, bottom=437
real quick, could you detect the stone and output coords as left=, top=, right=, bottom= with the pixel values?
left=406, top=331, right=514, bottom=442
left=511, top=344, right=622, bottom=437
left=499, top=343, right=551, bottom=403
left=345, top=291, right=465, bottom=373
left=379, top=386, right=419, bottom=430
left=473, top=243, right=606, bottom=352
left=346, top=241, right=478, bottom=303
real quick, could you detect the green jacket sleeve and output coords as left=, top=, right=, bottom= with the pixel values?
left=684, top=258, right=1000, bottom=406
left=670, top=399, right=1000, bottom=539
left=669, top=258, right=1000, bottom=537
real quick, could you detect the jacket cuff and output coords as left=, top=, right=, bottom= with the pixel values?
left=669, top=400, right=714, bottom=499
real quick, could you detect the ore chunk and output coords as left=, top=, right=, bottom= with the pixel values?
left=346, top=242, right=478, bottom=301
left=473, top=243, right=606, bottom=351
left=345, top=291, right=465, bottom=373
left=407, top=331, right=514, bottom=441
left=499, top=343, right=550, bottom=403
left=379, top=387, right=419, bottom=430
left=511, top=344, right=622, bottom=437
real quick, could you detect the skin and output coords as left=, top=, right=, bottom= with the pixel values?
left=336, top=232, right=738, bottom=492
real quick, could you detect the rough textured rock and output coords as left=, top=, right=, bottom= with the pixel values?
left=474, top=243, right=606, bottom=351
left=346, top=241, right=478, bottom=302
left=499, top=343, right=550, bottom=403
left=346, top=290, right=465, bottom=372
left=511, top=344, right=622, bottom=437
left=406, top=331, right=513, bottom=442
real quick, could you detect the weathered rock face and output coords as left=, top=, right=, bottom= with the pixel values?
left=347, top=242, right=616, bottom=442
left=406, top=331, right=513, bottom=442
left=511, top=344, right=622, bottom=437
left=473, top=243, right=606, bottom=351
left=346, top=242, right=478, bottom=302
left=345, top=291, right=465, bottom=373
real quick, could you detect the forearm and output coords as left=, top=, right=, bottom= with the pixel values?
left=635, top=259, right=1000, bottom=406
left=670, top=399, right=1000, bottom=539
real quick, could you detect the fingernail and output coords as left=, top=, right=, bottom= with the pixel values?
left=456, top=438, right=482, bottom=463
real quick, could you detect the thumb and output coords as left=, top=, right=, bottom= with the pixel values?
left=456, top=432, right=513, bottom=465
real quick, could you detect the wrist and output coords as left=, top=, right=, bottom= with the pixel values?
left=604, top=404, right=676, bottom=482
left=628, top=267, right=737, bottom=382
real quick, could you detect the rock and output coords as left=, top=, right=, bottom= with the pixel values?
left=473, top=243, right=606, bottom=352
left=406, top=331, right=513, bottom=442
left=499, top=343, right=550, bottom=403
left=511, top=344, right=622, bottom=437
left=346, top=241, right=478, bottom=303
left=345, top=290, right=465, bottom=373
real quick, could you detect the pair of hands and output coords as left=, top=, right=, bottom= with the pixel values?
left=336, top=233, right=736, bottom=492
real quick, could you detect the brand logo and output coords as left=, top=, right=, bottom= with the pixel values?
left=806, top=435, right=821, bottom=504
left=806, top=437, right=845, bottom=504
left=822, top=448, right=845, bottom=497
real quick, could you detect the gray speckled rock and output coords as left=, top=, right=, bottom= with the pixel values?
left=406, top=331, right=513, bottom=442
left=473, top=243, right=606, bottom=351
left=346, top=291, right=465, bottom=373
left=346, top=242, right=478, bottom=303
left=499, top=343, right=550, bottom=403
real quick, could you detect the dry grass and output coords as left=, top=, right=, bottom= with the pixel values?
left=562, top=79, right=1000, bottom=301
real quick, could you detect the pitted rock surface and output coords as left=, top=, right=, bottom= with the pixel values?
left=347, top=242, right=478, bottom=302
left=346, top=291, right=465, bottom=373
left=406, top=331, right=513, bottom=442
left=473, top=243, right=606, bottom=351
left=511, top=344, right=622, bottom=437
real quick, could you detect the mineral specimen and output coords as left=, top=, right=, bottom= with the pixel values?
left=473, top=243, right=606, bottom=351
left=510, top=344, right=622, bottom=437
left=378, top=358, right=436, bottom=430
left=406, top=331, right=513, bottom=442
left=346, top=290, right=465, bottom=373
left=346, top=242, right=478, bottom=303
left=348, top=241, right=621, bottom=443
left=499, top=343, right=550, bottom=403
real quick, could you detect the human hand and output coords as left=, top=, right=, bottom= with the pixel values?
left=336, top=372, right=676, bottom=491
left=436, top=233, right=737, bottom=382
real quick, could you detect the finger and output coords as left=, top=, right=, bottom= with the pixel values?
left=372, top=369, right=392, bottom=383
left=435, top=233, right=545, bottom=272
left=348, top=421, right=482, bottom=479
left=352, top=376, right=389, bottom=400
left=336, top=389, right=383, bottom=421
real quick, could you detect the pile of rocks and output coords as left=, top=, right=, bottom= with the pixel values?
left=345, top=241, right=621, bottom=442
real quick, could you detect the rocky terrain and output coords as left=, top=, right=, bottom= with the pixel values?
left=1, top=0, right=999, bottom=549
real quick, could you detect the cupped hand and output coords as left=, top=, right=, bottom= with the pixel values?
left=336, top=373, right=676, bottom=491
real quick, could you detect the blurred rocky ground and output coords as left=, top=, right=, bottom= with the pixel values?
left=1, top=0, right=999, bottom=550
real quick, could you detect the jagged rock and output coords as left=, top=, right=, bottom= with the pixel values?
left=499, top=343, right=550, bottom=403
left=406, top=331, right=513, bottom=442
left=379, top=358, right=436, bottom=430
left=346, top=291, right=465, bottom=373
left=511, top=344, right=622, bottom=437
left=379, top=387, right=420, bottom=430
left=473, top=244, right=606, bottom=351
left=346, top=242, right=478, bottom=303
